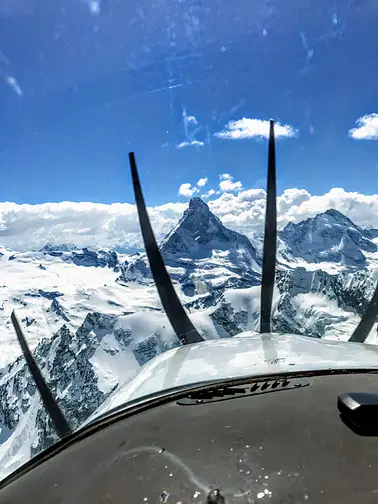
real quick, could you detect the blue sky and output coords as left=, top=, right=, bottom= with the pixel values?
left=1, top=0, right=378, bottom=205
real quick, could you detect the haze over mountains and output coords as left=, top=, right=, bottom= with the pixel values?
left=1, top=198, right=378, bottom=479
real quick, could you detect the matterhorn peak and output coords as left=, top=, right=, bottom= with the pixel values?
left=188, top=197, right=210, bottom=211
left=159, top=197, right=259, bottom=267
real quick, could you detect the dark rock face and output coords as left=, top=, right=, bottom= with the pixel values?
left=0, top=322, right=106, bottom=457
left=38, top=290, right=64, bottom=300
left=160, top=198, right=259, bottom=264
left=49, top=299, right=70, bottom=322
left=70, top=248, right=119, bottom=269
left=117, top=198, right=261, bottom=292
left=40, top=244, right=119, bottom=270
left=40, top=243, right=77, bottom=253
left=276, top=267, right=375, bottom=317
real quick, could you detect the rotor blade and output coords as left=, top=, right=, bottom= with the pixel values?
left=11, top=311, right=72, bottom=438
left=129, top=152, right=204, bottom=345
left=260, top=120, right=277, bottom=333
left=349, top=285, right=378, bottom=343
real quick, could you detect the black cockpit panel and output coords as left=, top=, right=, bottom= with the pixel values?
left=2, top=373, right=378, bottom=503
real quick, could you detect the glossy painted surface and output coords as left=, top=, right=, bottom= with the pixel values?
left=89, top=332, right=378, bottom=421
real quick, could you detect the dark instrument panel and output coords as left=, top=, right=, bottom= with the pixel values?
left=2, top=372, right=378, bottom=503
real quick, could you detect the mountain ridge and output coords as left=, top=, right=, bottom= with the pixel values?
left=1, top=201, right=378, bottom=480
left=280, top=207, right=377, bottom=266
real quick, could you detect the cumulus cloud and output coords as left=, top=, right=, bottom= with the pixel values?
left=208, top=187, right=378, bottom=235
left=203, top=189, right=216, bottom=198
left=3, top=188, right=378, bottom=252
left=176, top=140, right=204, bottom=148
left=178, top=183, right=199, bottom=198
left=349, top=113, right=378, bottom=140
left=214, top=118, right=298, bottom=140
left=197, top=177, right=208, bottom=187
left=219, top=173, right=243, bottom=192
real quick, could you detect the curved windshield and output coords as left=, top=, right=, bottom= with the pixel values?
left=1, top=0, right=378, bottom=481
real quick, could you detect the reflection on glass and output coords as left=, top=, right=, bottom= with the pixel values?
left=1, top=0, right=378, bottom=482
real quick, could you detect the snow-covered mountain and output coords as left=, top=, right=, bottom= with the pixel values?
left=280, top=208, right=377, bottom=266
left=39, top=245, right=119, bottom=269
left=161, top=197, right=259, bottom=263
left=119, top=197, right=261, bottom=297
left=1, top=199, right=378, bottom=480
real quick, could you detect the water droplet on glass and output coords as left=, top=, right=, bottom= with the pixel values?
left=245, top=444, right=250, bottom=448
left=158, top=448, right=165, bottom=453
left=246, top=470, right=250, bottom=475
left=304, top=495, right=309, bottom=500
left=169, top=473, right=173, bottom=477
left=160, top=491, right=170, bottom=503
left=230, top=448, right=233, bottom=451
left=143, top=498, right=148, bottom=502
left=264, top=476, right=269, bottom=479
left=193, top=491, right=201, bottom=499
left=257, top=492, right=265, bottom=499
left=89, top=0, right=100, bottom=14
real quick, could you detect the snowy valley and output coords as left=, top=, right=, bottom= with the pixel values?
left=1, top=197, right=378, bottom=479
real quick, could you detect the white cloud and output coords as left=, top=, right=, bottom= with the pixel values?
left=3, top=188, right=378, bottom=252
left=178, top=183, right=199, bottom=198
left=197, top=177, right=208, bottom=187
left=176, top=140, right=204, bottom=149
left=219, top=173, right=243, bottom=192
left=186, top=115, right=198, bottom=125
left=214, top=118, right=298, bottom=140
left=349, top=113, right=378, bottom=140
left=208, top=187, right=378, bottom=235
left=203, top=189, right=216, bottom=198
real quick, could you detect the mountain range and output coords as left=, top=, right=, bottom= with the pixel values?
left=1, top=198, right=378, bottom=479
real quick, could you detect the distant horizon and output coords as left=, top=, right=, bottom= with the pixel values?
left=1, top=185, right=378, bottom=252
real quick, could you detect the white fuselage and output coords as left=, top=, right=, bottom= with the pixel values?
left=89, top=332, right=378, bottom=422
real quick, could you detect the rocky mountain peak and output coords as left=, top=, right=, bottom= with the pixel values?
left=160, top=198, right=258, bottom=263
left=322, top=208, right=352, bottom=221
left=280, top=209, right=377, bottom=266
left=40, top=243, right=77, bottom=253
left=188, top=196, right=211, bottom=212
